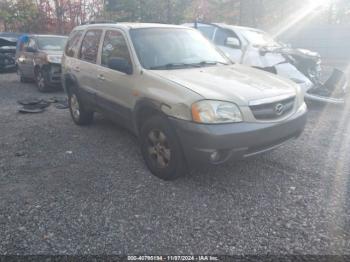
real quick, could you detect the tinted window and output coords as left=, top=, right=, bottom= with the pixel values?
left=79, top=30, right=102, bottom=63
left=214, top=29, right=240, bottom=47
left=101, top=30, right=131, bottom=68
left=65, top=31, right=83, bottom=57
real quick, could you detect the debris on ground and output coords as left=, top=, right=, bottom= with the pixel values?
left=15, top=151, right=26, bottom=157
left=17, top=97, right=68, bottom=113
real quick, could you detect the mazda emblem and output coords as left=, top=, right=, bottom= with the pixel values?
left=275, top=103, right=285, bottom=116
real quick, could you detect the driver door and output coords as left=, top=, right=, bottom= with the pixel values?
left=95, top=29, right=135, bottom=126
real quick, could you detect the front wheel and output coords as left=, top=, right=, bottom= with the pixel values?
left=68, top=90, right=94, bottom=126
left=140, top=115, right=187, bottom=180
left=18, top=67, right=30, bottom=83
left=36, top=68, right=50, bottom=92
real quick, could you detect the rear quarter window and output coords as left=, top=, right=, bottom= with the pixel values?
left=65, top=30, right=83, bottom=57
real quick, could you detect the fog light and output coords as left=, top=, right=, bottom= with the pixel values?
left=210, top=151, right=220, bottom=162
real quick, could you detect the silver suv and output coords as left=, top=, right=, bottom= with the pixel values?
left=62, top=23, right=307, bottom=180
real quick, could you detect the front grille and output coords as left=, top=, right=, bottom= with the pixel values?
left=250, top=97, right=295, bottom=120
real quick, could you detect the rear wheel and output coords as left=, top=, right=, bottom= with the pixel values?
left=140, top=115, right=187, bottom=180
left=68, top=89, right=94, bottom=126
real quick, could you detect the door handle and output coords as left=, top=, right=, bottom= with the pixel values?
left=97, top=74, right=105, bottom=81
left=73, top=66, right=80, bottom=72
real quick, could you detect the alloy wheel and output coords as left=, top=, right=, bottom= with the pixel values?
left=147, top=129, right=171, bottom=168
left=70, top=94, right=80, bottom=120
left=37, top=71, right=45, bottom=90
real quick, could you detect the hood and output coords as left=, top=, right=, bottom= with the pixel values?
left=260, top=46, right=320, bottom=62
left=151, top=64, right=297, bottom=105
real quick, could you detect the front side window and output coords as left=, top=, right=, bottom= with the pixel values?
left=197, top=25, right=216, bottom=40
left=240, top=29, right=280, bottom=47
left=66, top=30, right=83, bottom=57
left=101, top=30, right=131, bottom=67
left=27, top=38, right=37, bottom=50
left=214, top=29, right=240, bottom=47
left=130, top=28, right=229, bottom=70
left=36, top=37, right=67, bottom=51
left=79, top=30, right=102, bottom=63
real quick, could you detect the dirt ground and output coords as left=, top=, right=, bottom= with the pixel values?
left=0, top=70, right=350, bottom=255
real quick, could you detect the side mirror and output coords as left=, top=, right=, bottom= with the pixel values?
left=26, top=47, right=37, bottom=53
left=108, top=57, right=132, bottom=74
left=226, top=37, right=240, bottom=49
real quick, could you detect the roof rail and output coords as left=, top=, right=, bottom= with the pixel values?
left=81, top=20, right=115, bottom=25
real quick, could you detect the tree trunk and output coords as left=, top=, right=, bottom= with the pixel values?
left=53, top=0, right=64, bottom=34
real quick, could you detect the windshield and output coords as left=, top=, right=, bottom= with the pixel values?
left=130, top=28, right=229, bottom=70
left=36, top=37, right=67, bottom=51
left=240, top=29, right=280, bottom=47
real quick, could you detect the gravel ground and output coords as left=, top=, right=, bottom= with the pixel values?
left=0, top=70, right=350, bottom=256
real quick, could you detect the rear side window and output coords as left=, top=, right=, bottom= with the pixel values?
left=79, top=29, right=102, bottom=63
left=65, top=30, right=83, bottom=57
left=101, top=30, right=132, bottom=67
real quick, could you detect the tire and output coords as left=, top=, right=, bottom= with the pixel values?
left=36, top=68, right=50, bottom=92
left=140, top=115, right=187, bottom=180
left=68, top=89, right=94, bottom=126
left=18, top=68, right=30, bottom=83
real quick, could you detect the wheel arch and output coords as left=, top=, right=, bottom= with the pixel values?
left=132, top=99, right=165, bottom=135
left=63, top=73, right=79, bottom=95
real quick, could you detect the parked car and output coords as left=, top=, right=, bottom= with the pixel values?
left=62, top=22, right=307, bottom=180
left=0, top=33, right=20, bottom=72
left=16, top=34, right=68, bottom=91
left=184, top=22, right=348, bottom=105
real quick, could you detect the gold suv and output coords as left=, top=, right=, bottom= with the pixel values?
left=62, top=23, right=307, bottom=180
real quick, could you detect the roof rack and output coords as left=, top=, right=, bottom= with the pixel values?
left=81, top=20, right=115, bottom=25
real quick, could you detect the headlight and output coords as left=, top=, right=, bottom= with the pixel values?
left=47, top=55, right=62, bottom=64
left=191, top=100, right=243, bottom=124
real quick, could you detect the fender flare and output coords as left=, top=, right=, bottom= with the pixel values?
left=132, top=98, right=165, bottom=134
left=62, top=72, right=80, bottom=95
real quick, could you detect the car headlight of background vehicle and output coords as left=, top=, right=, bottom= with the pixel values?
left=46, top=55, right=62, bottom=64
left=192, top=100, right=243, bottom=124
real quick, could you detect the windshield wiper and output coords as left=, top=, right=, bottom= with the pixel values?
left=149, top=61, right=229, bottom=70
left=195, top=61, right=230, bottom=66
left=149, top=63, right=201, bottom=70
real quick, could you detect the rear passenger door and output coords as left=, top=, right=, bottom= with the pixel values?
left=95, top=29, right=135, bottom=125
left=63, top=30, right=83, bottom=92
left=77, top=29, right=103, bottom=105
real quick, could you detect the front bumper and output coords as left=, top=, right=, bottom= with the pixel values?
left=303, top=68, right=348, bottom=105
left=45, top=63, right=62, bottom=84
left=170, top=104, right=307, bottom=165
